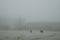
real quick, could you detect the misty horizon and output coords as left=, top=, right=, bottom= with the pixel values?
left=0, top=0, right=60, bottom=23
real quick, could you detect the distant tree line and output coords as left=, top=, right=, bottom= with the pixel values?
left=0, top=16, right=25, bottom=30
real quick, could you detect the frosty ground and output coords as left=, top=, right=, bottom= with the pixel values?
left=0, top=30, right=60, bottom=40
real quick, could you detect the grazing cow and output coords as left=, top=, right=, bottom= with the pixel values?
left=30, top=29, right=32, bottom=33
left=40, top=30, right=43, bottom=33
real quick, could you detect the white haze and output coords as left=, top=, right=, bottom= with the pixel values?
left=0, top=0, right=60, bottom=23
left=0, top=0, right=60, bottom=40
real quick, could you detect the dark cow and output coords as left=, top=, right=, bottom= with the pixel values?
left=30, top=29, right=32, bottom=33
left=40, top=30, right=43, bottom=33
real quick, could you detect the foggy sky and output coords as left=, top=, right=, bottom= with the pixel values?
left=0, top=0, right=60, bottom=22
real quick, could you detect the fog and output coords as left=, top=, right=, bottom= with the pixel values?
left=0, top=0, right=60, bottom=22
left=0, top=0, right=60, bottom=40
left=0, top=0, right=60, bottom=30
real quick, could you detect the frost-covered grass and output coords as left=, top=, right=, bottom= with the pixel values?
left=0, top=30, right=60, bottom=40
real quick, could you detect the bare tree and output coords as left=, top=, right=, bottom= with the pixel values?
left=15, top=16, right=25, bottom=30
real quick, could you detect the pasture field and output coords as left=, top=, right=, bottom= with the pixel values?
left=0, top=30, right=60, bottom=40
